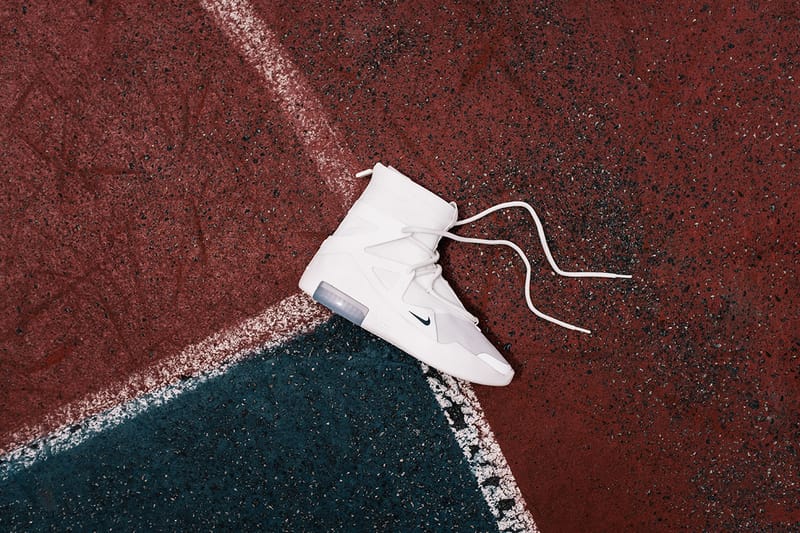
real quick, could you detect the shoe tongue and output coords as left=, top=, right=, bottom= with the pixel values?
left=412, top=201, right=457, bottom=250
left=359, top=163, right=458, bottom=250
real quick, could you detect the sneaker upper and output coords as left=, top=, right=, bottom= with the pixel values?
left=323, top=163, right=512, bottom=377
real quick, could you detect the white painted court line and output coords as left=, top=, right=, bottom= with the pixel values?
left=0, top=293, right=329, bottom=462
left=2, top=2, right=538, bottom=531
left=424, top=366, right=539, bottom=532
left=200, top=1, right=537, bottom=530
left=199, top=0, right=357, bottom=203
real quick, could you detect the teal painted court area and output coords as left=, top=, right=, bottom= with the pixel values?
left=1, top=318, right=496, bottom=531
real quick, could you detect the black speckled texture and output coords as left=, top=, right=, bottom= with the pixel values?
left=2, top=1, right=799, bottom=530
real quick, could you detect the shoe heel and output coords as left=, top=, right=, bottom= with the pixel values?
left=312, top=281, right=369, bottom=326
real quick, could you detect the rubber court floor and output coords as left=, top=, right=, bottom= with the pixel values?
left=1, top=318, right=504, bottom=531
left=2, top=1, right=799, bottom=531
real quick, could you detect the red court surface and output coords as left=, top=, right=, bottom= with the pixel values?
left=2, top=1, right=798, bottom=530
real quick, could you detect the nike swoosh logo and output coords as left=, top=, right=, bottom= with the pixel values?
left=409, top=311, right=431, bottom=326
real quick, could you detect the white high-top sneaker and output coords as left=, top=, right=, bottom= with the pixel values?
left=299, top=163, right=631, bottom=386
left=299, top=163, right=515, bottom=386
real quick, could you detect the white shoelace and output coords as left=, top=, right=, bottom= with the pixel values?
left=403, top=201, right=631, bottom=334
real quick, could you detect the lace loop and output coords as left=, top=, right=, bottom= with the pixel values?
left=403, top=200, right=632, bottom=334
left=399, top=232, right=480, bottom=324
